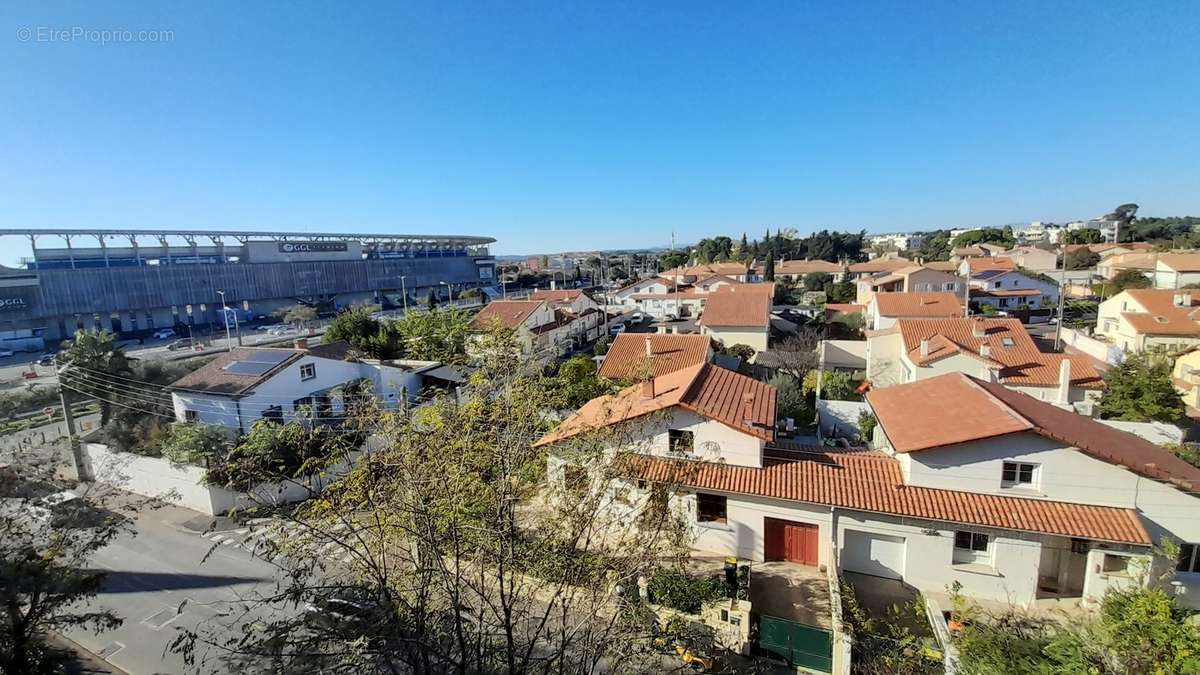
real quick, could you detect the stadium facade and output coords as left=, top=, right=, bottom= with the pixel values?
left=0, top=229, right=496, bottom=350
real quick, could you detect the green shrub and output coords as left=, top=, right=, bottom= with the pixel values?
left=647, top=569, right=727, bottom=614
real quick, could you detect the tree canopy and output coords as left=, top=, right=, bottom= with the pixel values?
left=1096, top=353, right=1185, bottom=424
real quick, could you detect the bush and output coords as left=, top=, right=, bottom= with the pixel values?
left=647, top=569, right=727, bottom=614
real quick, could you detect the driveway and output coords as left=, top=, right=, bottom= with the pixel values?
left=749, top=562, right=832, bottom=630
left=842, top=571, right=932, bottom=636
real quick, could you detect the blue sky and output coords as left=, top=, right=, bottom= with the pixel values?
left=2, top=1, right=1198, bottom=259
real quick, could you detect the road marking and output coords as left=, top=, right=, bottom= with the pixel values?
left=96, top=641, right=126, bottom=659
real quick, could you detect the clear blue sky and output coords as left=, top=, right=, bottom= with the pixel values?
left=2, top=1, right=1198, bottom=259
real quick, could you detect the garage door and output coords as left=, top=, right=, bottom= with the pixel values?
left=841, top=530, right=906, bottom=580
left=765, top=518, right=819, bottom=566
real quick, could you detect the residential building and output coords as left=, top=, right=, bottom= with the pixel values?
left=1063, top=242, right=1152, bottom=260
left=661, top=262, right=751, bottom=284
left=1096, top=252, right=1157, bottom=281
left=612, top=277, right=675, bottom=307
left=597, top=333, right=713, bottom=380
left=697, top=284, right=773, bottom=353
left=968, top=269, right=1060, bottom=310
left=1171, top=349, right=1200, bottom=410
left=691, top=274, right=742, bottom=294
left=957, top=256, right=1017, bottom=276
left=1005, top=246, right=1059, bottom=272
left=167, top=340, right=451, bottom=432
left=756, top=259, right=844, bottom=282
left=865, top=317, right=1103, bottom=405
left=854, top=265, right=965, bottom=305
left=866, top=373, right=1200, bottom=609
left=1153, top=253, right=1200, bottom=289
left=536, top=367, right=1196, bottom=615
left=1017, top=222, right=1065, bottom=245
left=867, top=233, right=926, bottom=251
left=469, top=299, right=567, bottom=355
left=846, top=256, right=912, bottom=280
left=865, top=291, right=963, bottom=330
left=529, top=288, right=601, bottom=314
left=1095, top=289, right=1200, bottom=354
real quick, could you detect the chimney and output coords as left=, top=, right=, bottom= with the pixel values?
left=920, top=339, right=930, bottom=357
left=550, top=279, right=557, bottom=290
left=641, top=378, right=656, bottom=399
left=1057, top=358, right=1071, bottom=405
left=644, top=336, right=653, bottom=357
left=671, top=326, right=679, bottom=335
left=295, top=338, right=308, bottom=351
left=979, top=343, right=990, bottom=359
left=656, top=325, right=667, bottom=334
left=742, top=392, right=755, bottom=424
left=1183, top=292, right=1193, bottom=307
left=972, top=322, right=986, bottom=338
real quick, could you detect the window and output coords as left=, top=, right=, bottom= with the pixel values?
left=300, top=363, right=316, bottom=381
left=696, top=493, right=727, bottom=524
left=263, top=405, right=283, bottom=422
left=953, top=531, right=992, bottom=565
left=563, top=465, right=589, bottom=496
left=1001, top=337, right=1015, bottom=347
left=294, top=396, right=314, bottom=413
left=1002, top=461, right=1037, bottom=488
left=668, top=429, right=694, bottom=454
left=944, top=282, right=956, bottom=291
left=184, top=410, right=198, bottom=422
left=1179, top=544, right=1200, bottom=574
left=1102, top=553, right=1130, bottom=575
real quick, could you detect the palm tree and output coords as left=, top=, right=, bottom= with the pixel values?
left=61, top=329, right=131, bottom=425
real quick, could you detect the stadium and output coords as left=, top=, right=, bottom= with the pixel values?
left=0, top=228, right=496, bottom=351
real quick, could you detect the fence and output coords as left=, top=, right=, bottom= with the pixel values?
left=1059, top=327, right=1123, bottom=365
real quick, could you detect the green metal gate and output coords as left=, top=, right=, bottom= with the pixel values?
left=759, top=615, right=832, bottom=673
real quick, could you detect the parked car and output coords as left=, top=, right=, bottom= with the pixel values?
left=608, top=322, right=627, bottom=335
left=166, top=338, right=194, bottom=351
left=37, top=353, right=57, bottom=366
left=268, top=326, right=293, bottom=336
left=629, top=312, right=645, bottom=323
left=152, top=328, right=177, bottom=340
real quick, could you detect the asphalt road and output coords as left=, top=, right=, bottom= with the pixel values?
left=64, top=502, right=286, bottom=675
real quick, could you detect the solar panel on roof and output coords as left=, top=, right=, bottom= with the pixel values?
left=221, top=351, right=292, bottom=376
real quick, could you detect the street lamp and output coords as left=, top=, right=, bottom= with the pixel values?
left=400, top=276, right=409, bottom=314
left=216, top=290, right=234, bottom=352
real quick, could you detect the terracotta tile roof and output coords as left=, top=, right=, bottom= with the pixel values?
left=964, top=257, right=1017, bottom=272
left=924, top=261, right=960, bottom=272
left=615, top=277, right=675, bottom=294
left=848, top=258, right=912, bottom=273
left=535, top=363, right=776, bottom=446
left=895, top=318, right=1104, bottom=388
left=1156, top=253, right=1200, bottom=272
left=1119, top=289, right=1200, bottom=336
left=664, top=263, right=750, bottom=278
left=697, top=288, right=772, bottom=328
left=693, top=274, right=741, bottom=287
left=825, top=303, right=865, bottom=317
left=470, top=300, right=545, bottom=330
left=868, top=372, right=1200, bottom=489
left=167, top=347, right=303, bottom=396
left=772, top=260, right=844, bottom=276
left=625, top=451, right=1150, bottom=545
left=529, top=289, right=584, bottom=302
left=597, top=333, right=712, bottom=380
left=1099, top=252, right=1158, bottom=271
left=872, top=292, right=964, bottom=318
left=952, top=246, right=988, bottom=257
left=631, top=290, right=704, bottom=300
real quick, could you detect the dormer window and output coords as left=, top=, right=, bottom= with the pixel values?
left=1002, top=461, right=1038, bottom=488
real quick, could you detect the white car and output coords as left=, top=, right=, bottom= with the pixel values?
left=0, top=349, right=13, bottom=358
left=608, top=322, right=627, bottom=335
left=268, top=326, right=293, bottom=336
left=152, top=328, right=177, bottom=340
left=629, top=312, right=645, bottom=323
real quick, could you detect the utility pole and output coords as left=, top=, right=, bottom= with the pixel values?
left=57, top=367, right=87, bottom=482
left=671, top=231, right=680, bottom=319
left=217, top=290, right=233, bottom=351
left=400, top=276, right=409, bottom=314
left=1055, top=247, right=1067, bottom=351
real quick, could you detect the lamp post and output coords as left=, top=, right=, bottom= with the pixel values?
left=400, top=276, right=409, bottom=314
left=217, top=290, right=233, bottom=352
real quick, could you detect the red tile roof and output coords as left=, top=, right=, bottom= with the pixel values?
left=867, top=372, right=1200, bottom=489
left=697, top=288, right=772, bottom=327
left=848, top=258, right=912, bottom=273
left=625, top=451, right=1150, bottom=545
left=535, top=363, right=776, bottom=446
left=469, top=300, right=545, bottom=330
left=1119, top=289, right=1200, bottom=336
left=872, top=292, right=964, bottom=318
left=530, top=289, right=584, bottom=302
left=964, top=257, right=1017, bottom=272
left=896, top=318, right=1104, bottom=389
left=597, top=333, right=712, bottom=380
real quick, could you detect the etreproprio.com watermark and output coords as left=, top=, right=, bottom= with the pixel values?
left=16, top=26, right=174, bottom=44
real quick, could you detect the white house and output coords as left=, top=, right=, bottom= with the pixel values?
left=535, top=366, right=1194, bottom=616
left=864, top=317, right=1104, bottom=405
left=1153, top=253, right=1200, bottom=289
left=865, top=291, right=963, bottom=330
left=696, top=285, right=773, bottom=353
left=854, top=265, right=965, bottom=306
left=469, top=299, right=600, bottom=355
left=1094, top=288, right=1200, bottom=354
left=968, top=269, right=1060, bottom=310
left=167, top=340, right=449, bottom=433
left=612, top=277, right=675, bottom=307
left=529, top=288, right=601, bottom=314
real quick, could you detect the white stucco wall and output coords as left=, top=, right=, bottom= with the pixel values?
left=639, top=408, right=765, bottom=468
left=687, top=492, right=834, bottom=565
left=701, top=326, right=769, bottom=352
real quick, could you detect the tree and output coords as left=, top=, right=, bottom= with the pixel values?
left=657, top=249, right=688, bottom=272
left=60, top=329, right=132, bottom=426
left=951, top=227, right=1014, bottom=249
left=1064, top=248, right=1100, bottom=270
left=324, top=305, right=384, bottom=354
left=1097, top=353, right=1185, bottom=423
left=425, top=288, right=437, bottom=310
left=803, top=272, right=832, bottom=292
left=160, top=422, right=233, bottom=466
left=769, top=373, right=812, bottom=427
left=392, top=308, right=473, bottom=363
left=768, top=329, right=822, bottom=381
left=1, top=447, right=136, bottom=673
left=1106, top=268, right=1153, bottom=294
left=857, top=411, right=877, bottom=444
left=803, top=369, right=860, bottom=401
left=825, top=280, right=857, bottom=303
left=548, top=356, right=614, bottom=410
left=1063, top=228, right=1104, bottom=245
left=763, top=253, right=776, bottom=281
left=593, top=335, right=610, bottom=357
left=171, top=328, right=699, bottom=674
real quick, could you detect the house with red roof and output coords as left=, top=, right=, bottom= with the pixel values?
left=1095, top=288, right=1200, bottom=354
left=865, top=291, right=963, bottom=330
left=697, top=284, right=774, bottom=352
left=865, top=317, right=1104, bottom=406
left=967, top=269, right=1061, bottom=311
left=865, top=372, right=1200, bottom=610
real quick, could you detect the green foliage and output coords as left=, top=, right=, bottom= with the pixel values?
left=161, top=422, right=232, bottom=466
left=657, top=249, right=689, bottom=271
left=769, top=373, right=813, bottom=427
left=547, top=356, right=613, bottom=410
left=205, top=420, right=363, bottom=491
left=1065, top=248, right=1099, bottom=269
left=593, top=335, right=611, bottom=356
left=1106, top=268, right=1153, bottom=294
left=840, top=579, right=941, bottom=674
left=692, top=236, right=735, bottom=264
left=1063, top=228, right=1104, bottom=245
left=803, top=272, right=832, bottom=292
left=825, top=280, right=857, bottom=304
left=952, top=227, right=1015, bottom=249
left=61, top=329, right=132, bottom=426
left=276, top=304, right=317, bottom=324
left=0, top=385, right=59, bottom=421
left=392, top=308, right=472, bottom=363
left=857, top=411, right=877, bottom=443
left=803, top=370, right=861, bottom=401
left=646, top=569, right=727, bottom=614
left=763, top=254, right=775, bottom=281
left=1097, top=353, right=1185, bottom=423
left=911, top=229, right=953, bottom=261
left=425, top=288, right=437, bottom=310
left=720, top=343, right=757, bottom=362
left=324, top=304, right=386, bottom=356
left=1165, top=442, right=1200, bottom=469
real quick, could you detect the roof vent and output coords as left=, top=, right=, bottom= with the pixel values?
left=1155, top=316, right=1170, bottom=323
left=640, top=378, right=655, bottom=400
left=920, top=339, right=931, bottom=357
left=742, top=392, right=755, bottom=424
left=980, top=344, right=991, bottom=358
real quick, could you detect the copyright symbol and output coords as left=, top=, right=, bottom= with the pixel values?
left=16, top=26, right=32, bottom=41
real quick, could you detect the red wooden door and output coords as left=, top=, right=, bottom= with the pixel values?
left=765, top=518, right=818, bottom=566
